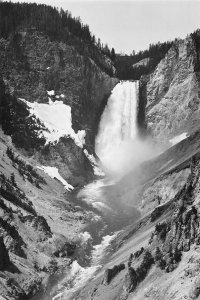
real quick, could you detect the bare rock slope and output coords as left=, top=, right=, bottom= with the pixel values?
left=0, top=26, right=117, bottom=299
left=141, top=33, right=200, bottom=145
left=75, top=132, right=200, bottom=300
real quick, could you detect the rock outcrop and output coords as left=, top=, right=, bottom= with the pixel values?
left=0, top=30, right=117, bottom=187
left=2, top=3, right=200, bottom=300
left=102, top=264, right=125, bottom=285
left=139, top=35, right=200, bottom=145
left=76, top=154, right=200, bottom=300
left=0, top=16, right=117, bottom=297
left=0, top=127, right=101, bottom=299
left=122, top=156, right=200, bottom=297
left=0, top=31, right=118, bottom=151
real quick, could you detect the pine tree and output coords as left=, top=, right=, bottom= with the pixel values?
left=111, top=48, right=116, bottom=61
left=10, top=172, right=16, bottom=187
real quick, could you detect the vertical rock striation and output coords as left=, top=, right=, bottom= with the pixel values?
left=138, top=36, right=200, bottom=144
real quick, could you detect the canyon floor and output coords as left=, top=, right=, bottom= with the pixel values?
left=66, top=129, right=200, bottom=300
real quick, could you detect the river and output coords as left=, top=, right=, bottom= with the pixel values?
left=31, top=81, right=141, bottom=299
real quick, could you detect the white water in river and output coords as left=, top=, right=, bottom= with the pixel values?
left=43, top=81, right=140, bottom=300
left=77, top=81, right=140, bottom=214
left=95, top=80, right=139, bottom=175
left=53, top=233, right=118, bottom=300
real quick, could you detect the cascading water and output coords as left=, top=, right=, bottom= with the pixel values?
left=33, top=81, right=141, bottom=300
left=95, top=80, right=139, bottom=175
left=77, top=80, right=140, bottom=214
left=78, top=80, right=141, bottom=214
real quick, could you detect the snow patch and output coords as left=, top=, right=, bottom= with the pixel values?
left=78, top=232, right=93, bottom=246
left=170, top=132, right=188, bottom=146
left=19, top=98, right=86, bottom=147
left=84, top=149, right=104, bottom=176
left=47, top=90, right=55, bottom=96
left=37, top=166, right=74, bottom=191
left=48, top=97, right=53, bottom=104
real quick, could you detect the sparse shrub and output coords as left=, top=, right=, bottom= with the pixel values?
left=173, top=247, right=182, bottom=263
left=0, top=180, right=37, bottom=215
left=32, top=260, right=40, bottom=272
left=150, top=203, right=166, bottom=222
left=35, top=180, right=40, bottom=189
left=6, top=147, right=45, bottom=186
left=10, top=173, right=16, bottom=187
left=155, top=222, right=168, bottom=241
left=136, top=250, right=154, bottom=282
left=47, top=258, right=58, bottom=274
left=154, top=247, right=166, bottom=270
left=154, top=247, right=162, bottom=262
left=149, top=232, right=155, bottom=244
left=134, top=247, right=144, bottom=259
left=0, top=216, right=26, bottom=258
left=128, top=253, right=133, bottom=268
left=124, top=267, right=138, bottom=293
left=189, top=277, right=200, bottom=299
left=0, top=173, right=6, bottom=184
left=102, top=264, right=125, bottom=285
left=6, top=147, right=15, bottom=161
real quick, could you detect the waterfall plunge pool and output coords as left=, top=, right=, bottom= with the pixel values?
left=30, top=81, right=143, bottom=300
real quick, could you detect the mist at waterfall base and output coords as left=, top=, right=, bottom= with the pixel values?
left=30, top=83, right=160, bottom=300
left=95, top=81, right=158, bottom=179
left=97, top=138, right=156, bottom=178
left=78, top=80, right=160, bottom=230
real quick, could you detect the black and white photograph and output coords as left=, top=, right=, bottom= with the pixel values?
left=1, top=0, right=200, bottom=299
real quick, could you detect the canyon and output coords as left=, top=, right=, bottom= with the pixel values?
left=1, top=2, right=200, bottom=300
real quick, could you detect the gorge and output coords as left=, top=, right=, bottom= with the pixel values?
left=1, top=2, right=200, bottom=300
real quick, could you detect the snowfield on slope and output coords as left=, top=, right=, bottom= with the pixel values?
left=37, top=166, right=74, bottom=191
left=47, top=90, right=55, bottom=96
left=18, top=98, right=86, bottom=147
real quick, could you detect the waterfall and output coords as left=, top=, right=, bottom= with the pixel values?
left=42, top=81, right=143, bottom=300
left=95, top=81, right=139, bottom=175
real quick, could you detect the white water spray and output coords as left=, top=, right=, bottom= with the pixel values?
left=95, top=81, right=140, bottom=175
left=52, top=81, right=157, bottom=300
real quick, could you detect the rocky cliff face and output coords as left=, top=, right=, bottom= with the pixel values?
left=0, top=27, right=118, bottom=299
left=0, top=30, right=118, bottom=186
left=0, top=125, right=105, bottom=300
left=0, top=31, right=117, bottom=148
left=75, top=146, right=200, bottom=300
left=2, top=8, right=200, bottom=300
left=140, top=35, right=200, bottom=145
